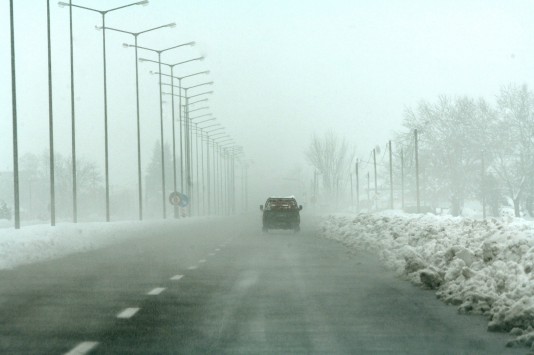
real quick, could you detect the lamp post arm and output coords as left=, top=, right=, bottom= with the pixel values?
left=139, top=22, right=175, bottom=35
left=107, top=1, right=147, bottom=13
left=172, top=57, right=204, bottom=67
left=60, top=3, right=102, bottom=13
left=161, top=41, right=195, bottom=52
left=101, top=26, right=135, bottom=36
left=189, top=113, right=212, bottom=120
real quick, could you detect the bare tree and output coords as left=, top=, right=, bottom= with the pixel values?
left=492, top=84, right=534, bottom=217
left=400, top=95, right=496, bottom=215
left=306, top=131, right=355, bottom=196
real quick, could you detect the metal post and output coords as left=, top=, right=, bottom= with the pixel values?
left=206, top=136, right=211, bottom=214
left=200, top=131, right=206, bottom=215
left=47, top=0, right=56, bottom=226
left=157, top=53, right=166, bottom=219
left=102, top=14, right=110, bottom=222
left=134, top=35, right=143, bottom=220
left=195, top=127, right=200, bottom=216
left=184, top=91, right=190, bottom=214
left=415, top=129, right=420, bottom=213
left=10, top=0, right=20, bottom=229
left=178, top=79, right=184, bottom=194
left=70, top=0, right=77, bottom=223
left=171, top=67, right=178, bottom=219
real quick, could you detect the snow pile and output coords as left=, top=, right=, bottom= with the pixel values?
left=320, top=212, right=534, bottom=349
left=0, top=218, right=203, bottom=270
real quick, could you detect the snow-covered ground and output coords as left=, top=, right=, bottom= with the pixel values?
left=320, top=211, right=534, bottom=350
left=0, top=218, right=206, bottom=270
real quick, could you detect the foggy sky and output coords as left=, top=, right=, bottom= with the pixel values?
left=1, top=0, right=534, bottom=205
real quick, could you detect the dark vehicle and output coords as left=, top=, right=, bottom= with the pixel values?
left=260, top=197, right=302, bottom=232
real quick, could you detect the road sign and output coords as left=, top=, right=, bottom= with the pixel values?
left=169, top=192, right=189, bottom=207
left=169, top=192, right=181, bottom=206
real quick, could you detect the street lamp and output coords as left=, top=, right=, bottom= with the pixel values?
left=91, top=24, right=175, bottom=221
left=194, top=122, right=222, bottom=215
left=212, top=136, right=232, bottom=215
left=59, top=0, right=160, bottom=222
left=201, top=128, right=228, bottom=215
left=47, top=0, right=56, bottom=226
left=181, top=88, right=214, bottom=210
left=139, top=55, right=205, bottom=218
left=145, top=65, right=207, bottom=217
left=9, top=0, right=20, bottom=229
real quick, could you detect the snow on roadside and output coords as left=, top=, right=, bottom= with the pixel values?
left=0, top=218, right=205, bottom=270
left=319, top=211, right=534, bottom=350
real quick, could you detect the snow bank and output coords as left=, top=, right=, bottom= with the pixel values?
left=319, top=211, right=534, bottom=349
left=0, top=218, right=205, bottom=270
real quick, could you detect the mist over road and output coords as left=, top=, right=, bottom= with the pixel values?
left=0, top=215, right=521, bottom=354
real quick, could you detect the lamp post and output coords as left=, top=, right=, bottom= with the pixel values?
left=224, top=145, right=243, bottom=214
left=181, top=88, right=214, bottom=214
left=194, top=123, right=221, bottom=215
left=59, top=0, right=157, bottom=222
left=204, top=128, right=224, bottom=214
left=47, top=0, right=56, bottom=226
left=215, top=138, right=234, bottom=215
left=220, top=142, right=236, bottom=215
left=9, top=0, right=20, bottom=229
left=155, top=70, right=210, bottom=203
left=126, top=48, right=199, bottom=219
left=91, top=25, right=175, bottom=221
left=210, top=136, right=228, bottom=215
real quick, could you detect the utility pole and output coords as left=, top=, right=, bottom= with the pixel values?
left=47, top=0, right=56, bottom=226
left=389, top=140, right=393, bottom=210
left=415, top=129, right=420, bottom=213
left=10, top=0, right=20, bottom=229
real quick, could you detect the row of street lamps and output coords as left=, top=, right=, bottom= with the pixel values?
left=7, top=0, right=245, bottom=229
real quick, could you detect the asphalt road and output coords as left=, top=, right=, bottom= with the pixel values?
left=0, top=215, right=524, bottom=354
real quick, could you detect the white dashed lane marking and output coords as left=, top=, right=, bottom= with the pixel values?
left=147, top=287, right=166, bottom=295
left=208, top=253, right=215, bottom=256
left=117, top=308, right=140, bottom=319
left=187, top=266, right=198, bottom=270
left=215, top=248, right=220, bottom=251
left=199, top=259, right=206, bottom=263
left=170, top=274, right=184, bottom=281
left=64, top=341, right=99, bottom=355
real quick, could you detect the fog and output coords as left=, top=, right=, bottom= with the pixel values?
left=2, top=0, right=534, bottom=223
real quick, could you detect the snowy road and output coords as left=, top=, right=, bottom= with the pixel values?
left=0, top=216, right=523, bottom=354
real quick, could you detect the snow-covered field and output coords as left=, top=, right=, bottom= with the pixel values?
left=320, top=211, right=534, bottom=350
left=0, top=218, right=205, bottom=270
